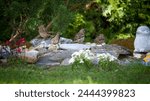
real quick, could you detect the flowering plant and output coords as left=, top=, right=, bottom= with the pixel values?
left=69, top=50, right=117, bottom=70
left=16, top=38, right=26, bottom=46
left=96, top=53, right=117, bottom=69
left=69, top=50, right=95, bottom=70
left=96, top=53, right=117, bottom=62
left=69, top=50, right=95, bottom=64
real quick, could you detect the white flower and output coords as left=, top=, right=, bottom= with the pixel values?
left=97, top=53, right=117, bottom=62
left=69, top=58, right=75, bottom=64
left=69, top=49, right=95, bottom=64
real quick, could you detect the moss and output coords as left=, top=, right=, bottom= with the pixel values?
left=110, top=38, right=135, bottom=52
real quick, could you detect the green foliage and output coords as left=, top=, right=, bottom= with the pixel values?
left=100, top=0, right=150, bottom=37
left=64, top=13, right=85, bottom=38
left=24, top=18, right=42, bottom=40
left=64, top=13, right=96, bottom=41
left=0, top=0, right=150, bottom=42
left=115, top=33, right=133, bottom=40
left=52, top=5, right=74, bottom=33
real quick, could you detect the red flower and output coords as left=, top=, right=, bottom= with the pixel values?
left=16, top=47, right=22, bottom=53
left=16, top=38, right=26, bottom=46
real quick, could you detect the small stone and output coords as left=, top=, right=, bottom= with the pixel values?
left=48, top=44, right=59, bottom=51
left=133, top=52, right=146, bottom=59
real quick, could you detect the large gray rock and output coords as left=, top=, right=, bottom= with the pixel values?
left=134, top=26, right=150, bottom=52
left=36, top=50, right=76, bottom=66
left=60, top=44, right=91, bottom=50
left=91, top=44, right=131, bottom=58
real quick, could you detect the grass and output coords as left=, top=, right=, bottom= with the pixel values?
left=0, top=61, right=150, bottom=84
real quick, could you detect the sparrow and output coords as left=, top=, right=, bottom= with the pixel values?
left=74, top=29, right=85, bottom=43
left=51, top=32, right=60, bottom=45
left=94, top=34, right=105, bottom=44
left=38, top=25, right=50, bottom=39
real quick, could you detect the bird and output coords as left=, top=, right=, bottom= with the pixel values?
left=94, top=34, right=105, bottom=44
left=38, top=25, right=50, bottom=39
left=48, top=32, right=60, bottom=51
left=74, top=28, right=85, bottom=43
left=51, top=32, right=60, bottom=45
left=134, top=26, right=150, bottom=52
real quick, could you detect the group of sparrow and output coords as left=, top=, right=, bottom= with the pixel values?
left=38, top=25, right=105, bottom=46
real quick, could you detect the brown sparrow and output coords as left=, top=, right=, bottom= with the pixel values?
left=74, top=28, right=85, bottom=43
left=51, top=32, right=60, bottom=45
left=38, top=25, right=50, bottom=39
left=94, top=34, right=105, bottom=44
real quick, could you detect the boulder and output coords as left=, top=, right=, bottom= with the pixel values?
left=91, top=44, right=131, bottom=58
left=36, top=50, right=75, bottom=66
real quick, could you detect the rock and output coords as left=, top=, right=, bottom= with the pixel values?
left=133, top=52, right=146, bottom=59
left=61, top=58, right=70, bottom=66
left=30, top=38, right=51, bottom=47
left=134, top=26, right=150, bottom=52
left=48, top=50, right=75, bottom=62
left=37, top=61, right=60, bottom=66
left=59, top=37, right=73, bottom=44
left=117, top=56, right=135, bottom=65
left=36, top=50, right=75, bottom=66
left=48, top=44, right=59, bottom=51
left=60, top=44, right=91, bottom=50
left=91, top=44, right=131, bottom=58
left=0, top=46, right=11, bottom=59
left=19, top=50, right=39, bottom=63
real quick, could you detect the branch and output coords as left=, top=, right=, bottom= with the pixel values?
left=9, top=28, right=22, bottom=42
